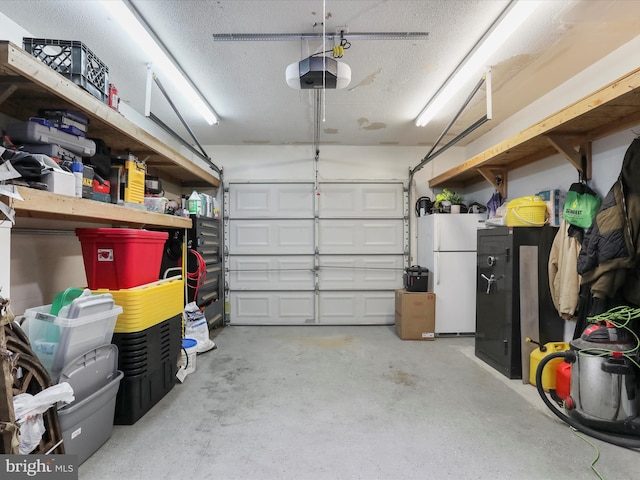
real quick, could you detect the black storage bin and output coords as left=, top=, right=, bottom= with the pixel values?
left=111, top=313, right=181, bottom=425
left=23, top=37, right=109, bottom=102
left=404, top=265, right=429, bottom=292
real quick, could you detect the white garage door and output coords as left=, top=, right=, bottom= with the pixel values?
left=225, top=182, right=407, bottom=325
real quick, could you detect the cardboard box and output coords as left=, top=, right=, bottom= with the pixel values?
left=395, top=289, right=436, bottom=340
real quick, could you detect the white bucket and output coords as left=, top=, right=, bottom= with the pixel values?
left=180, top=338, right=197, bottom=375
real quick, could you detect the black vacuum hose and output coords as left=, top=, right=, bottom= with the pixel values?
left=535, top=351, right=640, bottom=449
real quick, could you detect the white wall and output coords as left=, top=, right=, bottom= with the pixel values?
left=0, top=12, right=29, bottom=44
left=211, top=144, right=462, bottom=183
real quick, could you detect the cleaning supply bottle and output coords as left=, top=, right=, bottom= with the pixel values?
left=188, top=190, right=201, bottom=215
left=72, top=161, right=84, bottom=198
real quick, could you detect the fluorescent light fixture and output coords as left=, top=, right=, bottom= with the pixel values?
left=415, top=0, right=542, bottom=127
left=99, top=0, right=218, bottom=125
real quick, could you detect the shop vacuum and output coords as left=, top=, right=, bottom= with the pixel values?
left=536, top=307, right=640, bottom=448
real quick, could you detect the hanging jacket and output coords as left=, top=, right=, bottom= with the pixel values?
left=577, top=138, right=640, bottom=302
left=549, top=220, right=582, bottom=319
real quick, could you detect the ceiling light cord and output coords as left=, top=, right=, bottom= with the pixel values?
left=322, top=0, right=326, bottom=123
left=313, top=89, right=322, bottom=151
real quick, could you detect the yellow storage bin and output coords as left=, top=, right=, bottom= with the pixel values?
left=529, top=341, right=570, bottom=391
left=93, top=277, right=184, bottom=333
left=505, top=195, right=547, bottom=227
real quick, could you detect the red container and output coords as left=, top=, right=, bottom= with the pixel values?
left=76, top=228, right=168, bottom=290
left=556, top=361, right=571, bottom=400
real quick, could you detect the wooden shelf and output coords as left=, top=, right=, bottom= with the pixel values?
left=429, top=66, right=640, bottom=191
left=10, top=187, right=191, bottom=228
left=0, top=41, right=219, bottom=188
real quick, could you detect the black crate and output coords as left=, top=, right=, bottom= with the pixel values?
left=112, top=314, right=181, bottom=425
left=113, top=357, right=177, bottom=425
left=23, top=37, right=109, bottom=102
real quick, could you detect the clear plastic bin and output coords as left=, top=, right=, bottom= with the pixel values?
left=23, top=301, right=122, bottom=379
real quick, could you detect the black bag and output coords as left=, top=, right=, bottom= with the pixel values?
left=84, top=138, right=112, bottom=178
left=0, top=146, right=46, bottom=180
left=404, top=265, right=429, bottom=292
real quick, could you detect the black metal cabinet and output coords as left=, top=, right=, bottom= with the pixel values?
left=187, top=215, right=223, bottom=328
left=475, top=226, right=561, bottom=379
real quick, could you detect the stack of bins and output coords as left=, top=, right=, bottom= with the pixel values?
left=23, top=295, right=123, bottom=464
left=57, top=345, right=123, bottom=464
left=94, top=279, right=183, bottom=424
left=76, top=228, right=182, bottom=425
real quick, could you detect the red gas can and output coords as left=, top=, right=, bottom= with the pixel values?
left=556, top=361, right=571, bottom=400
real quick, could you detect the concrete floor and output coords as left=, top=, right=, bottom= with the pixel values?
left=79, top=326, right=639, bottom=480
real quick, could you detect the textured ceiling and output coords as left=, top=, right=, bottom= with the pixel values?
left=1, top=0, right=639, bottom=151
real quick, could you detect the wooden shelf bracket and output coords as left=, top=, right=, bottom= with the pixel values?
left=546, top=135, right=592, bottom=181
left=477, top=167, right=507, bottom=198
left=0, top=83, right=18, bottom=107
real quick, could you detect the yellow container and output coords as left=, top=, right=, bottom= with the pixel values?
left=123, top=156, right=146, bottom=204
left=93, top=277, right=184, bottom=333
left=529, top=341, right=570, bottom=391
left=505, top=195, right=547, bottom=227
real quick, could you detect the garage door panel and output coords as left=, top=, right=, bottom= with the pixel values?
left=230, top=291, right=315, bottom=324
left=230, top=219, right=314, bottom=254
left=230, top=183, right=313, bottom=218
left=318, top=255, right=404, bottom=289
left=319, top=183, right=403, bottom=217
left=227, top=181, right=406, bottom=325
left=230, top=256, right=314, bottom=290
left=319, top=219, right=404, bottom=254
left=318, top=291, right=395, bottom=324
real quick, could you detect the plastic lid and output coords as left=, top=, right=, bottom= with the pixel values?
left=58, top=344, right=119, bottom=404
left=182, top=338, right=197, bottom=349
left=75, top=228, right=169, bottom=240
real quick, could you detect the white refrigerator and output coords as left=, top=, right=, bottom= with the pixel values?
left=417, top=213, right=485, bottom=334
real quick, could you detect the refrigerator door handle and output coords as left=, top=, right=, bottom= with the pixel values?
left=436, top=218, right=441, bottom=251
left=435, top=252, right=440, bottom=285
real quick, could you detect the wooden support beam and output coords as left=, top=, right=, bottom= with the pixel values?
left=0, top=299, right=18, bottom=454
left=477, top=167, right=507, bottom=198
left=0, top=84, right=18, bottom=107
left=546, top=135, right=592, bottom=180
